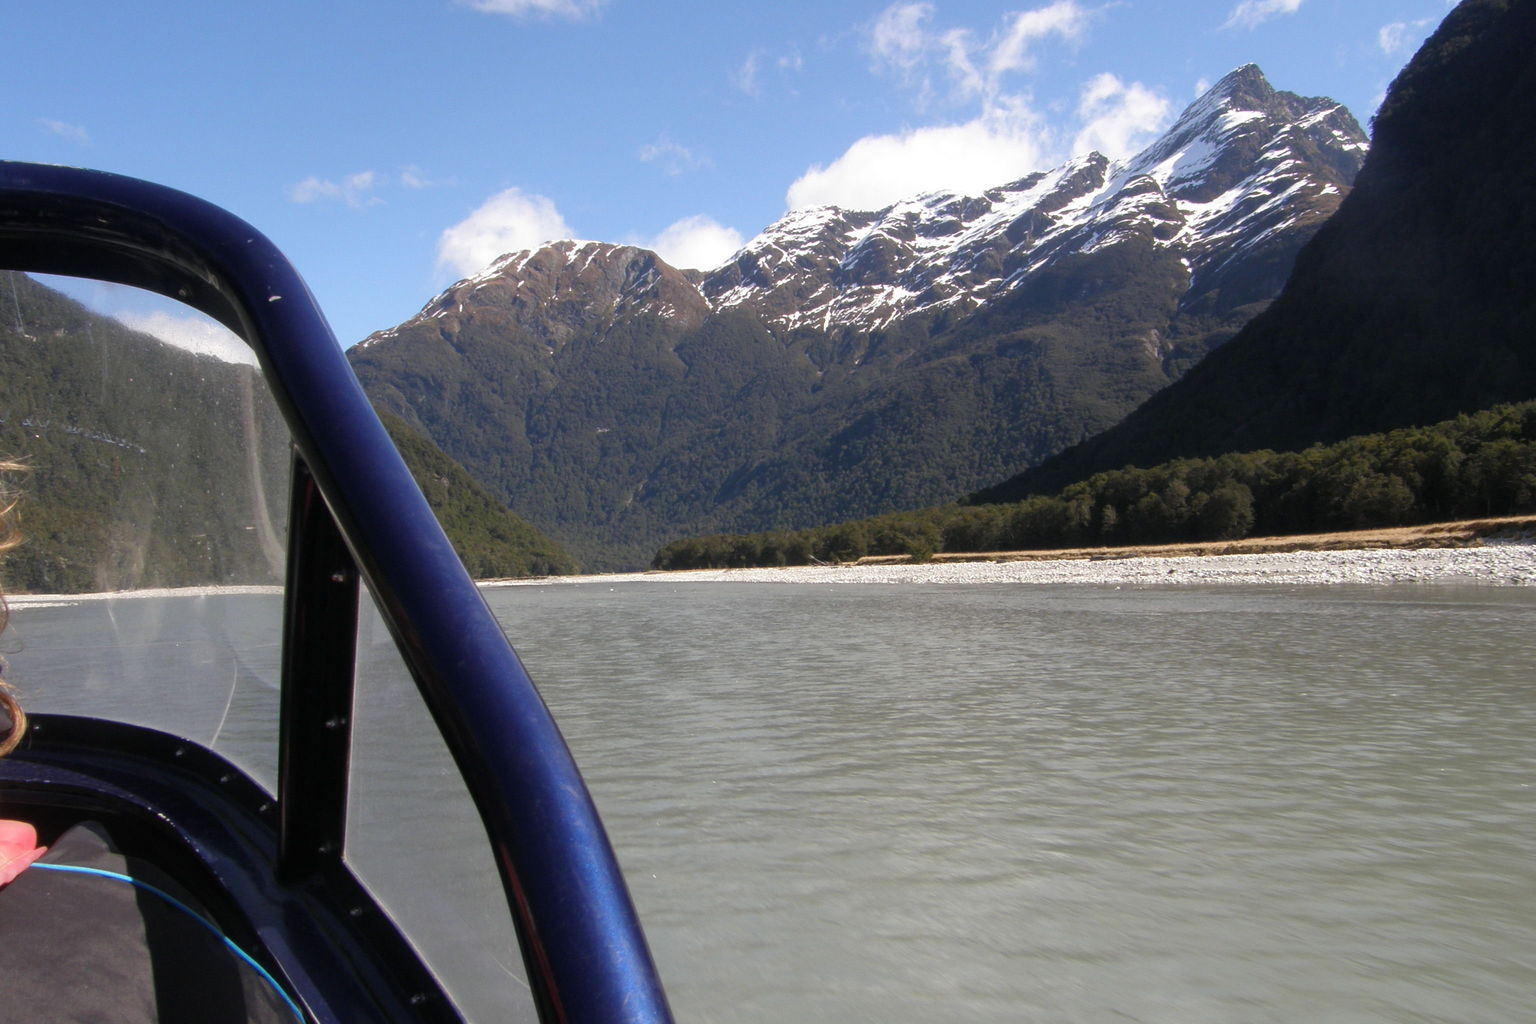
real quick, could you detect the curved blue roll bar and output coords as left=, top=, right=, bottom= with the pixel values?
left=0, top=161, right=673, bottom=1024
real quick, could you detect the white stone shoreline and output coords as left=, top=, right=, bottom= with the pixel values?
left=497, top=540, right=1536, bottom=588
left=7, top=584, right=283, bottom=608
left=11, top=544, right=1533, bottom=605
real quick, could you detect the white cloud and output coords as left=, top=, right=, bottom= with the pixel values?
left=1072, top=73, right=1171, bottom=161
left=39, top=119, right=90, bottom=145
left=399, top=165, right=452, bottom=189
left=1377, top=18, right=1433, bottom=54
left=788, top=40, right=1171, bottom=214
left=116, top=311, right=256, bottom=367
left=437, top=187, right=574, bottom=278
left=939, top=28, right=985, bottom=99
left=291, top=167, right=447, bottom=203
left=460, top=0, right=606, bottom=17
left=871, top=3, right=935, bottom=75
left=732, top=46, right=804, bottom=98
left=1221, top=0, right=1305, bottom=31
left=987, top=1, right=1090, bottom=81
left=788, top=2, right=1171, bottom=213
left=732, top=49, right=763, bottom=97
left=287, top=171, right=381, bottom=207
left=786, top=99, right=1053, bottom=212
left=287, top=178, right=334, bottom=203
left=645, top=216, right=744, bottom=271
left=867, top=0, right=1089, bottom=102
left=638, top=135, right=711, bottom=176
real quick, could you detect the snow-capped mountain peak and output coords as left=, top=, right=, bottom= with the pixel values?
left=701, top=64, right=1366, bottom=334
left=366, top=65, right=1365, bottom=351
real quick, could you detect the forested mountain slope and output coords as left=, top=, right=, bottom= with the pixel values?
left=0, top=273, right=568, bottom=591
left=379, top=411, right=575, bottom=577
left=0, top=272, right=290, bottom=592
left=353, top=66, right=1365, bottom=569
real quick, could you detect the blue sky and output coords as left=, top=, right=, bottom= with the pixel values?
left=10, top=0, right=1450, bottom=350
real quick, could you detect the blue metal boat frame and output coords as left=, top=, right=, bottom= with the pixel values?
left=0, top=161, right=673, bottom=1023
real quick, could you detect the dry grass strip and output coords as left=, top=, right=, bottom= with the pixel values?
left=853, top=515, right=1536, bottom=566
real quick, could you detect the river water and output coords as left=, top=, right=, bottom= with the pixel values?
left=501, top=582, right=1536, bottom=1024
left=10, top=581, right=1536, bottom=1022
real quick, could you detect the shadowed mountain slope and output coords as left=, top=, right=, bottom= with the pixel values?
left=975, top=0, right=1536, bottom=504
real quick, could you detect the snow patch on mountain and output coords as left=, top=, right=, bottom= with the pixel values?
left=702, top=64, right=1366, bottom=334
left=361, top=65, right=1365, bottom=351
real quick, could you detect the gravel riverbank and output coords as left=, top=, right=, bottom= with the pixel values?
left=502, top=540, right=1536, bottom=588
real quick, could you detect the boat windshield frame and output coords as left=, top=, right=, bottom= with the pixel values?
left=0, top=161, right=672, bottom=1024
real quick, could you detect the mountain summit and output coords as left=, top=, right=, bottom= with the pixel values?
left=977, top=0, right=1536, bottom=502
left=351, top=67, right=1366, bottom=569
left=702, top=64, right=1363, bottom=339
left=363, top=241, right=711, bottom=352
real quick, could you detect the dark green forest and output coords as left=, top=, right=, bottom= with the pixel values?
left=353, top=237, right=1291, bottom=570
left=0, top=272, right=291, bottom=593
left=652, top=400, right=1536, bottom=570
left=380, top=411, right=576, bottom=578
left=0, top=272, right=573, bottom=593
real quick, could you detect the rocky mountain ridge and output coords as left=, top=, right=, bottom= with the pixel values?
left=366, top=242, right=711, bottom=351
left=351, top=65, right=1368, bottom=569
left=700, top=64, right=1363, bottom=339
left=361, top=65, right=1362, bottom=361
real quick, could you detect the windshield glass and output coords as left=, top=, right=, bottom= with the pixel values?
left=348, top=584, right=535, bottom=1024
left=0, top=270, right=538, bottom=1018
left=0, top=272, right=289, bottom=785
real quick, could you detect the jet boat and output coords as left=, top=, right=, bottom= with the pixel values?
left=0, top=161, right=673, bottom=1023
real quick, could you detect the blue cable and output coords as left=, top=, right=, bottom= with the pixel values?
left=29, top=862, right=306, bottom=1023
